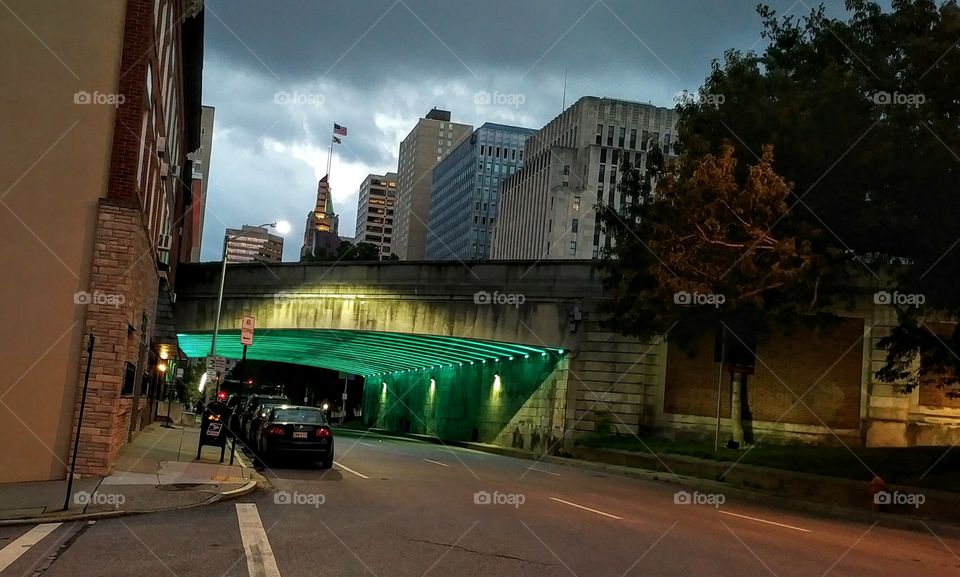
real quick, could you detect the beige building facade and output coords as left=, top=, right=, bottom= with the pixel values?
left=0, top=0, right=204, bottom=482
left=492, top=96, right=678, bottom=260
left=393, top=109, right=471, bottom=260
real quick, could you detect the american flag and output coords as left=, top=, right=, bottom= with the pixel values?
left=333, top=123, right=348, bottom=136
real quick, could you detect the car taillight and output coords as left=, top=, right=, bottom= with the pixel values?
left=316, top=427, right=331, bottom=438
left=266, top=425, right=285, bottom=436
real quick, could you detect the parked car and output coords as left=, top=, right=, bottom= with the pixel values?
left=256, top=405, right=334, bottom=468
left=246, top=401, right=287, bottom=446
left=239, top=394, right=289, bottom=439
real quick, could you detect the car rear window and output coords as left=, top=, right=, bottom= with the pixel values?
left=272, top=409, right=328, bottom=425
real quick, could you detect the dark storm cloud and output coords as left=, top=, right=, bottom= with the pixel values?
left=199, top=0, right=853, bottom=261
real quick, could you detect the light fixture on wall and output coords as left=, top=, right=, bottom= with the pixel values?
left=429, top=378, right=436, bottom=398
left=493, top=373, right=502, bottom=393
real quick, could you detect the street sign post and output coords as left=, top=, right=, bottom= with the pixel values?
left=241, top=315, right=255, bottom=346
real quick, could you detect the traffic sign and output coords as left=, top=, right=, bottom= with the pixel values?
left=341, top=393, right=348, bottom=400
left=241, top=315, right=256, bottom=346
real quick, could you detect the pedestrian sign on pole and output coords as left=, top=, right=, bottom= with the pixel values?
left=240, top=315, right=256, bottom=346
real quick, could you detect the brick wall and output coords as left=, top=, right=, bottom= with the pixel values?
left=69, top=200, right=158, bottom=476
left=664, top=318, right=865, bottom=433
left=107, top=0, right=154, bottom=206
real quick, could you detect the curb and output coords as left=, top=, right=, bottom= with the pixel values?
left=0, top=480, right=258, bottom=527
left=355, top=428, right=960, bottom=535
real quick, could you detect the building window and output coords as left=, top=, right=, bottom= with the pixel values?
left=630, top=128, right=637, bottom=149
left=573, top=196, right=581, bottom=211
left=563, top=164, right=570, bottom=175
left=571, top=218, right=579, bottom=233
left=607, top=125, right=614, bottom=146
left=598, top=166, right=605, bottom=183
left=480, top=145, right=485, bottom=155
left=619, top=127, right=626, bottom=147
left=612, top=149, right=619, bottom=166
left=600, top=148, right=607, bottom=164
left=641, top=130, right=649, bottom=150
left=569, top=241, right=577, bottom=255
left=596, top=124, right=603, bottom=145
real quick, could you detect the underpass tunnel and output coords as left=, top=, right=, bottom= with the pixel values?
left=177, top=329, right=569, bottom=452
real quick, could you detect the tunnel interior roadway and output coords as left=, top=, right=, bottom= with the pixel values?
left=178, top=329, right=568, bottom=449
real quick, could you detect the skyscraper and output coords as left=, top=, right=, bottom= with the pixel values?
left=225, top=225, right=284, bottom=263
left=426, top=123, right=537, bottom=261
left=355, top=172, right=398, bottom=258
left=393, top=109, right=472, bottom=260
left=491, top=96, right=678, bottom=260
left=301, top=175, right=341, bottom=259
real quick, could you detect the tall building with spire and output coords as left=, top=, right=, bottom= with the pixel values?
left=300, top=175, right=342, bottom=259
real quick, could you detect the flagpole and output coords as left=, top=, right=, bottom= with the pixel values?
left=326, top=129, right=334, bottom=179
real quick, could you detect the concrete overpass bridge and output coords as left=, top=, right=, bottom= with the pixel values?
left=174, top=261, right=661, bottom=452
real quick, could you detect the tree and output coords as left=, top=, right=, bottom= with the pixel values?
left=600, top=145, right=840, bottom=442
left=302, top=240, right=396, bottom=261
left=603, top=0, right=960, bottom=397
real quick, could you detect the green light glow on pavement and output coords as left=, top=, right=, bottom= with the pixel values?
left=177, top=329, right=564, bottom=377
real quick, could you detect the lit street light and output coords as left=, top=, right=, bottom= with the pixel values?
left=206, top=220, right=290, bottom=403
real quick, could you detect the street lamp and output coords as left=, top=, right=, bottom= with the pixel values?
left=207, top=220, right=290, bottom=403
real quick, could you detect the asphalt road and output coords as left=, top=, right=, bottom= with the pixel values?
left=2, top=431, right=960, bottom=577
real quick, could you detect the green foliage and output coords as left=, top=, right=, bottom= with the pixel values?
left=601, top=0, right=960, bottom=386
left=302, top=240, right=394, bottom=261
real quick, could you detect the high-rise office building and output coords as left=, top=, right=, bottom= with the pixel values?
left=393, top=109, right=472, bottom=260
left=355, top=172, right=398, bottom=258
left=225, top=225, right=284, bottom=263
left=491, top=96, right=678, bottom=260
left=185, top=105, right=215, bottom=262
left=301, top=175, right=342, bottom=259
left=426, top=123, right=536, bottom=261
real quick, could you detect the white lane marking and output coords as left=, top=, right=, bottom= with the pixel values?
left=717, top=510, right=812, bottom=533
left=334, top=461, right=369, bottom=479
left=0, top=523, right=62, bottom=572
left=549, top=497, right=623, bottom=520
left=423, top=458, right=449, bottom=467
left=236, top=504, right=282, bottom=577
left=359, top=442, right=376, bottom=448
left=527, top=466, right=561, bottom=476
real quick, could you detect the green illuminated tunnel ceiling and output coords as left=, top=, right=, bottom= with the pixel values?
left=177, top=329, right=564, bottom=377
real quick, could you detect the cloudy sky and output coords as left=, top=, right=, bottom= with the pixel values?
left=198, top=0, right=852, bottom=262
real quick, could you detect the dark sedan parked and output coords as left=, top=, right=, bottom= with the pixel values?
left=256, top=406, right=334, bottom=468
left=239, top=394, right=289, bottom=439
left=245, top=401, right=287, bottom=448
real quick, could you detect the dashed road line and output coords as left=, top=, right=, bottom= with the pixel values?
left=423, top=458, right=449, bottom=467
left=549, top=497, right=623, bottom=520
left=334, top=461, right=370, bottom=479
left=236, top=503, right=282, bottom=577
left=718, top=510, right=812, bottom=533
left=359, top=442, right=376, bottom=448
left=0, top=523, right=62, bottom=572
left=527, top=466, right=561, bottom=476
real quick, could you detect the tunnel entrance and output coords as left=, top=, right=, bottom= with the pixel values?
left=177, top=329, right=568, bottom=451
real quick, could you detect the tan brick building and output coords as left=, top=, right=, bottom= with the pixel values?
left=0, top=0, right=205, bottom=482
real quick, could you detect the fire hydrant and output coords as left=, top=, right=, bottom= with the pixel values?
left=868, top=475, right=887, bottom=511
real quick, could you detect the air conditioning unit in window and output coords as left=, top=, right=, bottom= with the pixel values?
left=157, top=234, right=172, bottom=252
left=157, top=137, right=167, bottom=157
left=170, top=164, right=181, bottom=178
left=160, top=161, right=170, bottom=178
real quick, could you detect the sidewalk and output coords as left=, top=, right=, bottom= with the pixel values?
left=0, top=423, right=259, bottom=525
